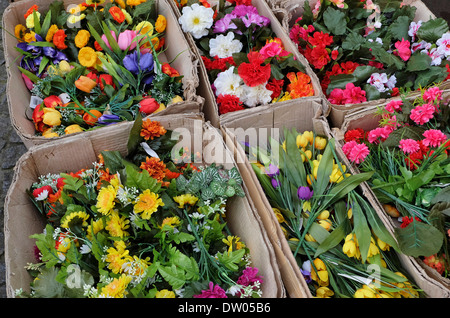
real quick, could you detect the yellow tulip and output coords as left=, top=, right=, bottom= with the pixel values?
left=317, top=210, right=330, bottom=220
left=296, top=134, right=308, bottom=148
left=65, top=124, right=83, bottom=135
left=42, top=108, right=62, bottom=126
left=314, top=136, right=327, bottom=150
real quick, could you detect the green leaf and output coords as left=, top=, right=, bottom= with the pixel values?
left=417, top=18, right=449, bottom=43
left=341, top=32, right=366, bottom=51
left=352, top=197, right=371, bottom=263
left=386, top=15, right=411, bottom=41
left=60, top=173, right=84, bottom=192
left=314, top=219, right=350, bottom=257
left=369, top=45, right=405, bottom=70
left=406, top=52, right=432, bottom=72
left=217, top=249, right=246, bottom=271
left=323, top=7, right=347, bottom=36
left=314, top=139, right=334, bottom=197
left=127, top=112, right=143, bottom=155
left=101, top=150, right=126, bottom=174
left=413, top=66, right=448, bottom=90
left=394, top=221, right=444, bottom=257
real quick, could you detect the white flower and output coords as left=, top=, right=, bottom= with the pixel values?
left=367, top=73, right=389, bottom=92
left=80, top=244, right=91, bottom=254
left=35, top=189, right=50, bottom=201
left=178, top=3, right=214, bottom=39
left=386, top=74, right=397, bottom=90
left=436, top=32, right=450, bottom=58
left=214, top=66, right=244, bottom=98
left=241, top=83, right=273, bottom=107
left=408, top=20, right=422, bottom=42
left=411, top=40, right=431, bottom=53
left=209, top=32, right=243, bottom=58
left=424, top=47, right=444, bottom=66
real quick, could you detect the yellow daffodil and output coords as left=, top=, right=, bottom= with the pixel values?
left=222, top=235, right=245, bottom=254
left=317, top=210, right=329, bottom=220
left=310, top=258, right=329, bottom=287
left=134, top=189, right=164, bottom=219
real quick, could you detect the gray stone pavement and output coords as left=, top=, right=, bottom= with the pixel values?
left=0, top=0, right=448, bottom=299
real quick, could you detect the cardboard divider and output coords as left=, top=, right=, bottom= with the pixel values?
left=2, top=0, right=204, bottom=149
left=167, top=0, right=326, bottom=128
left=273, top=0, right=449, bottom=128
left=4, top=113, right=284, bottom=298
left=330, top=92, right=450, bottom=298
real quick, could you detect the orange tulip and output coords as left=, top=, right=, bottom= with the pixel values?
left=75, top=75, right=97, bottom=93
left=83, top=109, right=103, bottom=126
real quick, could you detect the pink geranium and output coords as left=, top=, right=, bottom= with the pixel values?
left=328, top=88, right=345, bottom=105
left=422, top=129, right=447, bottom=148
left=384, top=100, right=403, bottom=113
left=194, top=282, right=227, bottom=298
left=399, top=139, right=420, bottom=154
left=422, top=86, right=443, bottom=104
left=410, top=103, right=435, bottom=125
left=367, top=127, right=392, bottom=144
left=348, top=143, right=370, bottom=164
left=342, top=140, right=359, bottom=156
left=342, top=83, right=367, bottom=104
left=394, top=38, right=411, bottom=61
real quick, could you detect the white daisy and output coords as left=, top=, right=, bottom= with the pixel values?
left=178, top=3, right=214, bottom=39
left=209, top=32, right=243, bottom=58
left=213, top=66, right=244, bottom=98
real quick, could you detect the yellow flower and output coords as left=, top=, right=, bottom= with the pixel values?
left=376, top=236, right=390, bottom=252
left=96, top=185, right=117, bottom=215
left=100, top=274, right=132, bottom=298
left=122, top=255, right=151, bottom=277
left=85, top=0, right=105, bottom=5
left=310, top=258, right=329, bottom=287
left=392, top=272, right=419, bottom=298
left=127, top=0, right=145, bottom=6
left=314, top=136, right=327, bottom=150
left=58, top=60, right=72, bottom=76
left=86, top=219, right=104, bottom=240
left=156, top=289, right=175, bottom=298
left=43, top=108, right=62, bottom=126
left=317, top=210, right=329, bottom=220
left=173, top=193, right=198, bottom=209
left=318, top=219, right=332, bottom=231
left=354, top=284, right=377, bottom=298
left=75, top=30, right=90, bottom=48
left=67, top=13, right=86, bottom=25
left=155, top=15, right=167, bottom=33
left=347, top=208, right=353, bottom=219
left=122, top=9, right=133, bottom=24
left=296, top=134, right=308, bottom=148
left=65, top=124, right=83, bottom=135
left=135, top=21, right=154, bottom=37
left=343, top=233, right=361, bottom=259
left=273, top=208, right=286, bottom=223
left=105, top=240, right=129, bottom=274
left=159, top=216, right=181, bottom=230
left=42, top=128, right=58, bottom=138
left=276, top=91, right=292, bottom=102
left=134, top=189, right=164, bottom=219
left=24, top=32, right=36, bottom=43
left=45, top=24, right=59, bottom=42
left=170, top=95, right=183, bottom=105
left=14, top=24, right=27, bottom=42
left=61, top=211, right=90, bottom=229
left=106, top=210, right=130, bottom=238
left=315, top=286, right=334, bottom=298
left=115, top=0, right=126, bottom=8
left=367, top=237, right=380, bottom=258
left=304, top=233, right=316, bottom=242
left=301, top=149, right=312, bottom=162
left=222, top=235, right=246, bottom=254
left=302, top=200, right=311, bottom=212
left=78, top=46, right=97, bottom=68
left=26, top=11, right=41, bottom=29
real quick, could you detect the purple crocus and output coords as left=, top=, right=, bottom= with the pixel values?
left=123, top=50, right=154, bottom=75
left=297, top=186, right=313, bottom=201
left=97, top=114, right=121, bottom=125
left=271, top=178, right=280, bottom=189
left=265, top=163, right=279, bottom=178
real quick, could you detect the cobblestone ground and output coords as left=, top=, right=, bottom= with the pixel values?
left=0, top=0, right=449, bottom=299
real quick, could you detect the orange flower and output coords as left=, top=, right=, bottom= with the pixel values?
left=140, top=120, right=166, bottom=140
left=140, top=157, right=166, bottom=182
left=24, top=5, right=39, bottom=19
left=286, top=71, right=314, bottom=99
left=53, top=29, right=67, bottom=50
left=162, top=63, right=180, bottom=77
left=164, top=169, right=181, bottom=179
left=109, top=6, right=125, bottom=23
left=75, top=75, right=97, bottom=93
left=83, top=109, right=103, bottom=126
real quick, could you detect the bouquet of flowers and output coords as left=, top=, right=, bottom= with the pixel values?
left=13, top=0, right=185, bottom=138
left=342, top=85, right=450, bottom=278
left=17, top=117, right=263, bottom=298
left=176, top=0, right=315, bottom=115
left=248, top=127, right=420, bottom=298
left=289, top=0, right=450, bottom=105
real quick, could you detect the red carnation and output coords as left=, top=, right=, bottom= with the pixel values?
left=32, top=185, right=53, bottom=201
left=344, top=128, right=365, bottom=143
left=266, top=78, right=284, bottom=100
left=237, top=52, right=271, bottom=87
left=217, top=94, right=244, bottom=114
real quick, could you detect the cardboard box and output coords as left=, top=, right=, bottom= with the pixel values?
left=275, top=0, right=450, bottom=128
left=4, top=113, right=284, bottom=298
left=167, top=0, right=326, bottom=128
left=2, top=0, right=203, bottom=149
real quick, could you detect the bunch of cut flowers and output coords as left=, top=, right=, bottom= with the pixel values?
left=289, top=0, right=450, bottom=106
left=13, top=0, right=185, bottom=138
left=176, top=0, right=315, bottom=115
left=17, top=117, right=263, bottom=298
left=342, top=84, right=450, bottom=279
left=248, top=128, right=420, bottom=298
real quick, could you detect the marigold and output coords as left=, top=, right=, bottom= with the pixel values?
left=14, top=24, right=27, bottom=42
left=96, top=185, right=117, bottom=215
left=78, top=46, right=98, bottom=68
left=75, top=29, right=90, bottom=48
left=286, top=72, right=314, bottom=98
left=140, top=157, right=166, bottom=182
left=155, top=15, right=167, bottom=33
left=135, top=20, right=154, bottom=37
left=53, top=29, right=67, bottom=50
left=134, top=189, right=164, bottom=219
left=140, top=119, right=167, bottom=140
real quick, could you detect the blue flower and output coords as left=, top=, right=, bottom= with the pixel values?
left=123, top=51, right=154, bottom=75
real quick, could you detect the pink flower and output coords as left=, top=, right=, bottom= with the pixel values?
left=399, top=139, right=420, bottom=154
left=348, top=143, right=370, bottom=164
left=260, top=41, right=290, bottom=60
left=194, top=282, right=227, bottom=298
left=101, top=30, right=117, bottom=50
left=394, top=38, right=411, bottom=61
left=342, top=140, right=358, bottom=156
left=342, top=83, right=367, bottom=104
left=422, top=86, right=443, bottom=104
left=410, top=103, right=435, bottom=125
left=117, top=30, right=137, bottom=51
left=22, top=73, right=34, bottom=91
left=328, top=88, right=345, bottom=105
left=422, top=129, right=447, bottom=148
left=367, top=127, right=392, bottom=144
left=384, top=100, right=403, bottom=113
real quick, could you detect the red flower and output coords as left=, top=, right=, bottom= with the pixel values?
left=32, top=104, right=45, bottom=133
left=109, top=6, right=125, bottom=23
left=344, top=128, right=365, bottom=142
left=400, top=216, right=421, bottom=228
left=227, top=0, right=252, bottom=5
left=331, top=49, right=339, bottom=60
left=266, top=78, right=284, bottom=100
left=32, top=185, right=53, bottom=201
left=445, top=64, right=450, bottom=81
left=139, top=97, right=160, bottom=114
left=24, top=5, right=38, bottom=19
left=98, top=74, right=115, bottom=90
left=162, top=63, right=180, bottom=77
left=86, top=71, right=98, bottom=82
left=237, top=52, right=271, bottom=87
left=308, top=45, right=330, bottom=70
left=217, top=94, right=244, bottom=114
left=307, top=31, right=333, bottom=47
left=53, top=29, right=67, bottom=50
left=202, top=56, right=235, bottom=72
left=43, top=95, right=63, bottom=108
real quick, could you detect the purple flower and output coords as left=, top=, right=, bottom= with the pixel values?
left=297, top=186, right=313, bottom=201
left=265, top=163, right=279, bottom=178
left=271, top=178, right=280, bottom=189
left=213, top=13, right=238, bottom=33
left=232, top=5, right=259, bottom=17
left=123, top=51, right=154, bottom=75
left=97, top=114, right=121, bottom=125
left=242, top=12, right=270, bottom=28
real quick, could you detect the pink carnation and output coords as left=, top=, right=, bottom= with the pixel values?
left=194, top=282, right=227, bottom=298
left=367, top=127, right=392, bottom=144
left=342, top=140, right=359, bottom=156
left=385, top=100, right=403, bottom=113
left=342, top=82, right=367, bottom=104
left=394, top=38, right=411, bottom=61
left=399, top=139, right=420, bottom=154
left=422, top=129, right=447, bottom=148
left=410, top=103, right=435, bottom=125
left=348, top=143, right=370, bottom=164
left=422, top=87, right=443, bottom=104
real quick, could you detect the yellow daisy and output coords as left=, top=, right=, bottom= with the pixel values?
left=60, top=211, right=90, bottom=229
left=106, top=210, right=130, bottom=238
left=134, top=189, right=164, bottom=219
left=173, top=193, right=198, bottom=209
left=99, top=274, right=132, bottom=298
left=96, top=185, right=117, bottom=215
